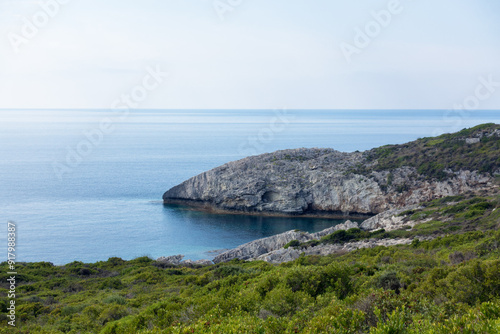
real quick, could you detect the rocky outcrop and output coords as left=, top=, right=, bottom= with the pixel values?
left=156, top=255, right=213, bottom=266
left=212, top=229, right=314, bottom=263
left=360, top=205, right=421, bottom=231
left=255, top=238, right=416, bottom=264
left=157, top=255, right=184, bottom=265
left=164, top=142, right=497, bottom=217
left=212, top=220, right=358, bottom=263
left=181, top=259, right=213, bottom=266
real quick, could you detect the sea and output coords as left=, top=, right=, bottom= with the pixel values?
left=1, top=109, right=499, bottom=265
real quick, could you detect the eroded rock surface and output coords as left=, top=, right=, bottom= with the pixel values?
left=212, top=220, right=358, bottom=263
left=255, top=238, right=416, bottom=264
left=360, top=205, right=421, bottom=231
left=164, top=150, right=494, bottom=216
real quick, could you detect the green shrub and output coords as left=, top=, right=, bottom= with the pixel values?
left=99, top=277, right=124, bottom=289
left=255, top=274, right=280, bottom=298
left=411, top=238, right=420, bottom=248
left=284, top=239, right=301, bottom=249
left=106, top=257, right=125, bottom=266
left=443, top=203, right=467, bottom=214
left=262, top=286, right=312, bottom=317
left=103, top=295, right=127, bottom=305
left=213, top=265, right=246, bottom=279
left=130, top=256, right=153, bottom=264
left=320, top=228, right=366, bottom=244
left=471, top=202, right=493, bottom=211
left=463, top=209, right=486, bottom=218
left=375, top=271, right=402, bottom=294
left=99, top=304, right=129, bottom=324
left=370, top=306, right=409, bottom=334
left=284, top=263, right=353, bottom=299
left=304, top=302, right=365, bottom=334
left=18, top=302, right=48, bottom=319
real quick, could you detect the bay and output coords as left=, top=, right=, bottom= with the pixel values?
left=0, top=109, right=498, bottom=264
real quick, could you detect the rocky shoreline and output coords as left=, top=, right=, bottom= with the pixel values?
left=165, top=199, right=374, bottom=219
left=156, top=205, right=435, bottom=265
left=159, top=124, right=499, bottom=265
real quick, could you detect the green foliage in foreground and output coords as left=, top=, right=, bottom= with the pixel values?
left=1, top=194, right=500, bottom=333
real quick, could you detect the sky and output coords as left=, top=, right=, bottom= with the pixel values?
left=1, top=0, right=500, bottom=110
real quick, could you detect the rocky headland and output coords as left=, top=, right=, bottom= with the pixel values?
left=164, top=124, right=499, bottom=216
left=162, top=124, right=500, bottom=264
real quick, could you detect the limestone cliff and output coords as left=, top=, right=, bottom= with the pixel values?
left=164, top=124, right=499, bottom=216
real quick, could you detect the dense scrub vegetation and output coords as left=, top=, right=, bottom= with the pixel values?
left=1, top=192, right=499, bottom=333
left=357, top=123, right=500, bottom=180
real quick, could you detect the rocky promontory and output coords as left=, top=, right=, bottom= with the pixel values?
left=164, top=124, right=499, bottom=217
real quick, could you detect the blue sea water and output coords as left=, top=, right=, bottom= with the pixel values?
left=1, top=109, right=499, bottom=265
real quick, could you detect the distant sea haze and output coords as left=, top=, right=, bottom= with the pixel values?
left=1, top=109, right=499, bottom=264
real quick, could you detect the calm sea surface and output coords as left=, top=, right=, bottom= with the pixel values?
left=1, top=109, right=499, bottom=264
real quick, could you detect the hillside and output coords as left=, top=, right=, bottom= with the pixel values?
left=2, top=191, right=499, bottom=333
left=163, top=124, right=500, bottom=217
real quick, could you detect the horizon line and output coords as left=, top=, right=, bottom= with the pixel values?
left=1, top=108, right=500, bottom=111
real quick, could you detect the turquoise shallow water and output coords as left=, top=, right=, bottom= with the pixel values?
left=1, top=109, right=499, bottom=264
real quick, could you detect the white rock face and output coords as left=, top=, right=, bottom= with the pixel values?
left=255, top=238, right=415, bottom=264
left=181, top=259, right=213, bottom=266
left=360, top=206, right=420, bottom=231
left=466, top=138, right=481, bottom=144
left=212, top=229, right=314, bottom=263
left=156, top=255, right=213, bottom=266
left=255, top=248, right=303, bottom=264
left=157, top=255, right=184, bottom=265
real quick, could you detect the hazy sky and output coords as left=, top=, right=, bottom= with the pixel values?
left=1, top=0, right=500, bottom=109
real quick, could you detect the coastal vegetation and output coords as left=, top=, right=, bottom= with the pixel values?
left=359, top=123, right=500, bottom=180
left=2, top=191, right=499, bottom=333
